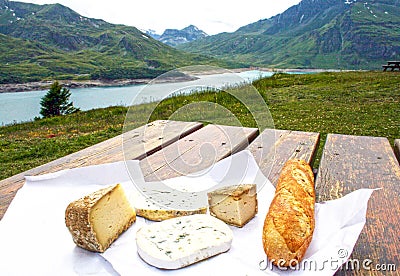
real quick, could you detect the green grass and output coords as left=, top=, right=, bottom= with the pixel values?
left=1, top=71, right=399, bottom=180
left=0, top=106, right=128, bottom=178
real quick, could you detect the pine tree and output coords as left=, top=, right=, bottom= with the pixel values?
left=40, top=81, right=79, bottom=118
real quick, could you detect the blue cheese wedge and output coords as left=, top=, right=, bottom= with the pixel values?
left=208, top=184, right=258, bottom=227
left=136, top=214, right=233, bottom=269
left=132, top=182, right=207, bottom=221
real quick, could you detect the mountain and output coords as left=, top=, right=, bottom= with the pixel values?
left=147, top=25, right=208, bottom=46
left=158, top=25, right=208, bottom=46
left=178, top=0, right=400, bottom=70
left=145, top=29, right=161, bottom=40
left=0, top=1, right=220, bottom=84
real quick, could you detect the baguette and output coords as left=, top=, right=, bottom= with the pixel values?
left=262, top=159, right=315, bottom=267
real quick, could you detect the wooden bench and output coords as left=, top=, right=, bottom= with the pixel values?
left=1, top=120, right=399, bottom=275
left=382, top=61, right=400, bottom=71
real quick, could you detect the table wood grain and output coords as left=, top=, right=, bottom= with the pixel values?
left=247, top=129, right=320, bottom=186
left=141, top=124, right=259, bottom=181
left=315, top=134, right=400, bottom=275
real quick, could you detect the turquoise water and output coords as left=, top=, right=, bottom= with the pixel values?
left=0, top=70, right=280, bottom=125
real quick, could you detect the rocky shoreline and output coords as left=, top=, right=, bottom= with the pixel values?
left=0, top=79, right=148, bottom=93
left=0, top=68, right=338, bottom=93
left=0, top=75, right=198, bottom=93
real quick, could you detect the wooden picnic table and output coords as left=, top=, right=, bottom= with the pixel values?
left=382, top=61, right=400, bottom=71
left=0, top=120, right=399, bottom=275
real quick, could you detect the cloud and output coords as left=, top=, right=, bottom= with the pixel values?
left=16, top=0, right=302, bottom=35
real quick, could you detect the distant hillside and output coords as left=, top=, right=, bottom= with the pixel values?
left=179, top=0, right=400, bottom=70
left=0, top=0, right=222, bottom=84
left=148, top=25, right=208, bottom=46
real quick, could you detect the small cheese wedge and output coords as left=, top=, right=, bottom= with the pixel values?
left=65, top=184, right=136, bottom=252
left=133, top=182, right=207, bottom=221
left=136, top=214, right=233, bottom=269
left=208, top=184, right=258, bottom=227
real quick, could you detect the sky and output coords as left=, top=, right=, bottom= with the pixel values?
left=17, top=0, right=302, bottom=35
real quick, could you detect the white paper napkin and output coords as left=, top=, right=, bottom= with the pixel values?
left=0, top=151, right=375, bottom=276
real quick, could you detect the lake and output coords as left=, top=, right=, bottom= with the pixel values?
left=0, top=70, right=302, bottom=125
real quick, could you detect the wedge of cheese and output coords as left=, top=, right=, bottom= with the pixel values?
left=65, top=184, right=136, bottom=253
left=136, top=214, right=233, bottom=269
left=133, top=182, right=207, bottom=221
left=208, top=184, right=258, bottom=227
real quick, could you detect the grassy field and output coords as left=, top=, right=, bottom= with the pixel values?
left=1, top=71, right=399, bottom=180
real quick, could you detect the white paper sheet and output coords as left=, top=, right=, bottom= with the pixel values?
left=0, top=151, right=375, bottom=276
left=0, top=161, right=143, bottom=276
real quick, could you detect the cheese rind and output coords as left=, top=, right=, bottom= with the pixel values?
left=65, top=184, right=136, bottom=252
left=208, top=184, right=258, bottom=227
left=136, top=214, right=233, bottom=269
left=135, top=207, right=207, bottom=221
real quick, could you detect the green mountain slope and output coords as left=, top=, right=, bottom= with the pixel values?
left=179, top=0, right=400, bottom=69
left=0, top=0, right=224, bottom=84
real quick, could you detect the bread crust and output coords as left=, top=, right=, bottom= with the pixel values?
left=262, top=159, right=315, bottom=267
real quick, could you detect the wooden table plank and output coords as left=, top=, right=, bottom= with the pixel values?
left=0, top=120, right=203, bottom=220
left=315, top=134, right=400, bottom=275
left=141, top=124, right=259, bottom=181
left=247, top=129, right=320, bottom=186
left=394, top=139, right=400, bottom=164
